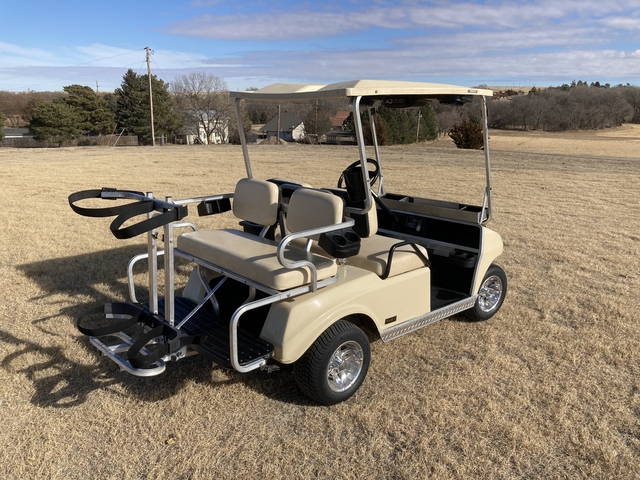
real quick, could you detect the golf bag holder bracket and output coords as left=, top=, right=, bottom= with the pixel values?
left=79, top=301, right=207, bottom=375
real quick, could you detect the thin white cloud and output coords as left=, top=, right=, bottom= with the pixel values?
left=393, top=26, right=604, bottom=51
left=165, top=0, right=640, bottom=40
left=0, top=42, right=59, bottom=67
left=600, top=17, right=640, bottom=29
left=198, top=44, right=640, bottom=84
left=3, top=1, right=640, bottom=91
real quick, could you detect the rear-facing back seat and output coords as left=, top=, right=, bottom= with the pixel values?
left=177, top=178, right=344, bottom=291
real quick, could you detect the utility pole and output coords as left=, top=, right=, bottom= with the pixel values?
left=277, top=104, right=281, bottom=144
left=416, top=110, right=422, bottom=142
left=96, top=80, right=99, bottom=94
left=145, top=46, right=156, bottom=147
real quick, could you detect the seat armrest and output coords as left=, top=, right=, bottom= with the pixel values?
left=277, top=218, right=355, bottom=292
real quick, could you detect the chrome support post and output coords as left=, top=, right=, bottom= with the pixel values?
left=481, top=96, right=493, bottom=222
left=350, top=96, right=373, bottom=214
left=164, top=196, right=175, bottom=326
left=369, top=107, right=385, bottom=196
left=234, top=98, right=253, bottom=179
left=147, top=192, right=158, bottom=314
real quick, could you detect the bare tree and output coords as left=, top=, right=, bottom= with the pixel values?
left=302, top=103, right=333, bottom=139
left=172, top=72, right=233, bottom=144
left=621, top=86, right=640, bottom=123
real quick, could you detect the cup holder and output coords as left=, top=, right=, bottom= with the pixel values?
left=319, top=228, right=361, bottom=258
left=332, top=235, right=347, bottom=247
left=448, top=249, right=477, bottom=268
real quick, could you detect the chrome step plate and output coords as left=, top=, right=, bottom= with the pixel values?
left=380, top=295, right=477, bottom=342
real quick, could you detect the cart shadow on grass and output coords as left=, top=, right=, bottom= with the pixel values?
left=5, top=245, right=306, bottom=408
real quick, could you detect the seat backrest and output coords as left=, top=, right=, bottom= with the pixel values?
left=324, top=188, right=378, bottom=238
left=286, top=188, right=343, bottom=234
left=233, top=178, right=279, bottom=226
left=350, top=202, right=378, bottom=238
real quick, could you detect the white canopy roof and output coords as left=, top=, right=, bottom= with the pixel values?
left=230, top=79, right=493, bottom=101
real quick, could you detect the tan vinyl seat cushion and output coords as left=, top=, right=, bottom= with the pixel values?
left=177, top=187, right=344, bottom=291
left=177, top=229, right=337, bottom=291
left=349, top=235, right=428, bottom=277
left=298, top=234, right=429, bottom=278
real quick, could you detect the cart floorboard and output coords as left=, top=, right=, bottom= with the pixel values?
left=153, top=297, right=274, bottom=368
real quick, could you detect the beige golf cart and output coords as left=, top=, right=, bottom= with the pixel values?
left=70, top=80, right=506, bottom=405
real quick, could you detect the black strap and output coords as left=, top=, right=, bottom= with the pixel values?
left=109, top=202, right=186, bottom=239
left=127, top=325, right=205, bottom=369
left=77, top=302, right=144, bottom=336
left=69, top=188, right=188, bottom=239
left=68, top=188, right=146, bottom=218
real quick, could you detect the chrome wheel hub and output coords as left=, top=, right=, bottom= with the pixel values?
left=327, top=341, right=364, bottom=393
left=478, top=275, right=503, bottom=313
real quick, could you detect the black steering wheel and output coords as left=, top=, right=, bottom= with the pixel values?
left=337, top=159, right=380, bottom=189
left=336, top=159, right=399, bottom=226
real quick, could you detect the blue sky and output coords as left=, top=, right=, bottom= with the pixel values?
left=1, top=0, right=639, bottom=92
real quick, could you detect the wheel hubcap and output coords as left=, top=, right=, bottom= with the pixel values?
left=327, top=341, right=364, bottom=393
left=478, top=275, right=503, bottom=313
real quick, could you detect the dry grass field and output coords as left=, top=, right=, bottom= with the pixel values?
left=1, top=127, right=639, bottom=479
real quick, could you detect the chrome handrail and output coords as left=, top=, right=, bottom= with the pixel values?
left=276, top=218, right=355, bottom=292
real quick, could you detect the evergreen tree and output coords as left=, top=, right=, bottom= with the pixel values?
left=417, top=103, right=438, bottom=141
left=26, top=85, right=114, bottom=143
left=62, top=84, right=114, bottom=134
left=29, top=102, right=84, bottom=144
left=0, top=112, right=5, bottom=141
left=114, top=69, right=182, bottom=144
left=377, top=106, right=418, bottom=144
left=342, top=106, right=438, bottom=145
left=342, top=110, right=387, bottom=145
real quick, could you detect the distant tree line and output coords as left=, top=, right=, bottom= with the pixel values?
left=3, top=78, right=639, bottom=146
left=486, top=82, right=640, bottom=131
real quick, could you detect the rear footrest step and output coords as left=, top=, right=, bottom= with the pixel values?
left=155, top=297, right=274, bottom=368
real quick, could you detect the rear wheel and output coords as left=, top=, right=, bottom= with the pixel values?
left=465, top=264, right=507, bottom=321
left=294, top=320, right=370, bottom=405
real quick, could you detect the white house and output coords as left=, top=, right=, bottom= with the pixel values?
left=179, top=112, right=229, bottom=145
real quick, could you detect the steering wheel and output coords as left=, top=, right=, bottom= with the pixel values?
left=337, top=159, right=380, bottom=189
left=336, top=159, right=399, bottom=226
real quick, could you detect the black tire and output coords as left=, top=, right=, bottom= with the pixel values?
left=465, top=264, right=507, bottom=321
left=294, top=320, right=370, bottom=405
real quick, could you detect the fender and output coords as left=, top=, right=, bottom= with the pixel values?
left=472, top=227, right=504, bottom=294
left=261, top=265, right=431, bottom=364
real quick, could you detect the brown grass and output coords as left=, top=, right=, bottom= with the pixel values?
left=1, top=127, right=639, bottom=479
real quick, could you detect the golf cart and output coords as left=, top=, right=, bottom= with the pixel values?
left=69, top=80, right=506, bottom=405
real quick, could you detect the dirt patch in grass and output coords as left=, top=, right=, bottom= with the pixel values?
left=1, top=129, right=639, bottom=478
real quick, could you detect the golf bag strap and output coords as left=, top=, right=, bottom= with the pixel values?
left=128, top=325, right=205, bottom=369
left=77, top=302, right=144, bottom=337
left=68, top=188, right=146, bottom=218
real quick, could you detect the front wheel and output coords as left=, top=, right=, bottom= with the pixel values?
left=294, top=320, right=370, bottom=405
left=465, top=264, right=507, bottom=321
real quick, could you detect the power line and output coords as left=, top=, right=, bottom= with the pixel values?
left=0, top=48, right=144, bottom=84
left=150, top=57, right=170, bottom=82
left=3, top=60, right=146, bottom=92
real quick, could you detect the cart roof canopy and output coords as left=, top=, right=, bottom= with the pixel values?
left=230, top=80, right=493, bottom=103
